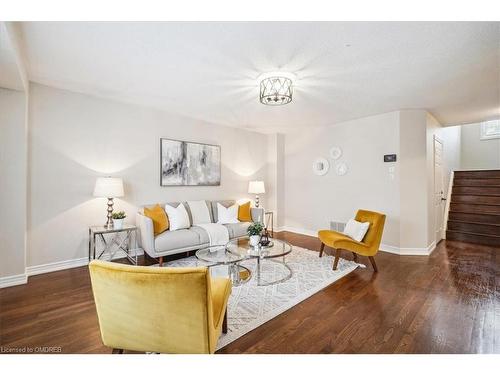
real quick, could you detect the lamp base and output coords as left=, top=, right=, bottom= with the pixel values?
left=255, top=194, right=260, bottom=208
left=105, top=197, right=114, bottom=228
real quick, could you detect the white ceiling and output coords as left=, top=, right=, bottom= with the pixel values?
left=18, top=22, right=500, bottom=132
left=0, top=23, right=24, bottom=91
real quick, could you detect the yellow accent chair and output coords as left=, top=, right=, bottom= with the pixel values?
left=318, top=209, right=386, bottom=272
left=89, top=260, right=231, bottom=353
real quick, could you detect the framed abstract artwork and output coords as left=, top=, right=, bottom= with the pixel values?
left=160, top=138, right=221, bottom=186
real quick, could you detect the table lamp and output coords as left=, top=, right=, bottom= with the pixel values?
left=248, top=180, right=265, bottom=208
left=93, top=177, right=124, bottom=229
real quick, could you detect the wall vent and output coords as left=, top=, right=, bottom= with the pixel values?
left=330, top=221, right=346, bottom=232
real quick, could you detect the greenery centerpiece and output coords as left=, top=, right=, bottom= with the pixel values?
left=247, top=222, right=264, bottom=247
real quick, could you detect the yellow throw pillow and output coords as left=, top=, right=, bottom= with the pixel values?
left=238, top=201, right=252, bottom=222
left=144, top=204, right=169, bottom=236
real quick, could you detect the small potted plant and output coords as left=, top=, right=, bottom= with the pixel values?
left=112, top=211, right=126, bottom=229
left=247, top=222, right=264, bottom=247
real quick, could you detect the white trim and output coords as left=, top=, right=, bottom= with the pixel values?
left=276, top=227, right=436, bottom=256
left=2, top=249, right=145, bottom=287
left=275, top=226, right=317, bottom=237
left=382, top=241, right=436, bottom=256
left=443, top=170, right=454, bottom=238
left=26, top=248, right=144, bottom=276
left=26, top=257, right=89, bottom=276
left=0, top=273, right=28, bottom=288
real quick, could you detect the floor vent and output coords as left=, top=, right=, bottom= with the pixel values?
left=330, top=221, right=346, bottom=232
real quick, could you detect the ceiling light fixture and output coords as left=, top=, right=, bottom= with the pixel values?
left=259, top=73, right=294, bottom=106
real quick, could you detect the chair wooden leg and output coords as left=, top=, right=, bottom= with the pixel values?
left=158, top=257, right=163, bottom=267
left=352, top=252, right=358, bottom=262
left=222, top=307, right=228, bottom=334
left=368, top=256, right=378, bottom=272
left=333, top=249, right=341, bottom=270
left=112, top=348, right=124, bottom=354
left=319, top=243, right=325, bottom=258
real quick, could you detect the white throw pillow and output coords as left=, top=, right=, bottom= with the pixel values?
left=216, top=203, right=239, bottom=224
left=164, top=203, right=190, bottom=231
left=343, top=219, right=370, bottom=242
left=187, top=200, right=212, bottom=225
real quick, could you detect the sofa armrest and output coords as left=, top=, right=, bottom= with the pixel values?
left=251, top=208, right=265, bottom=224
left=135, top=213, right=155, bottom=256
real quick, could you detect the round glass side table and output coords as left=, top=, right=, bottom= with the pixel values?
left=226, top=237, right=293, bottom=286
left=195, top=246, right=252, bottom=286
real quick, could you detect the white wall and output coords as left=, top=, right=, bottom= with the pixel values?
left=28, top=83, right=269, bottom=267
left=282, top=109, right=438, bottom=253
left=439, top=125, right=461, bottom=191
left=460, top=122, right=500, bottom=170
left=0, top=88, right=27, bottom=279
left=283, top=111, right=401, bottom=248
left=399, top=110, right=430, bottom=249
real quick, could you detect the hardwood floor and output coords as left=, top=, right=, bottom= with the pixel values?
left=1, top=232, right=498, bottom=354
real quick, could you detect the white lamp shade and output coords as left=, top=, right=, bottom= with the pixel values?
left=93, top=177, right=124, bottom=198
left=248, top=180, right=265, bottom=194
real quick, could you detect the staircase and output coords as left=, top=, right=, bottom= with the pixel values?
left=446, top=170, right=500, bottom=247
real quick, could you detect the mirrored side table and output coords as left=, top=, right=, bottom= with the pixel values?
left=89, top=224, right=139, bottom=265
left=265, top=211, right=274, bottom=237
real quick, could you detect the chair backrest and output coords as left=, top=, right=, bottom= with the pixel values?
left=89, top=260, right=215, bottom=353
left=355, top=209, right=386, bottom=249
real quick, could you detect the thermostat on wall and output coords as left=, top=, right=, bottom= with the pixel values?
left=384, top=154, right=397, bottom=162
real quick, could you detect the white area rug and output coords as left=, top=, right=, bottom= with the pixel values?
left=163, top=246, right=361, bottom=350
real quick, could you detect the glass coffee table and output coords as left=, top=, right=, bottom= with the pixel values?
left=226, top=237, right=293, bottom=286
left=195, top=246, right=252, bottom=286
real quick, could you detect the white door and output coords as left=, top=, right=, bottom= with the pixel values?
left=434, top=136, right=445, bottom=242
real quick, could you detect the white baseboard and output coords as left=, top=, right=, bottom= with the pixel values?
left=26, top=248, right=144, bottom=277
left=276, top=227, right=435, bottom=256
left=276, top=226, right=317, bottom=237
left=0, top=273, right=28, bottom=288
left=380, top=241, right=436, bottom=256
left=26, top=257, right=89, bottom=276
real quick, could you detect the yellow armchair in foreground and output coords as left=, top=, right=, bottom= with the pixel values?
left=89, top=260, right=231, bottom=353
left=318, top=209, right=386, bottom=272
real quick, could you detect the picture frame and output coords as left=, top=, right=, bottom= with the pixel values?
left=160, top=138, right=221, bottom=186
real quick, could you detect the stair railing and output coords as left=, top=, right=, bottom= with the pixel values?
left=443, top=170, right=454, bottom=238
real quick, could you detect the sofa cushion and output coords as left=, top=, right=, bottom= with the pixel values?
left=144, top=204, right=169, bottom=235
left=216, top=203, right=239, bottom=224
left=237, top=201, right=252, bottom=222
left=224, top=222, right=251, bottom=238
left=154, top=229, right=203, bottom=252
left=165, top=203, right=190, bottom=231
left=187, top=200, right=212, bottom=224
left=211, top=200, right=236, bottom=223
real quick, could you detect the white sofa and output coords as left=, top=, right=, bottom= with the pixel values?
left=136, top=200, right=264, bottom=262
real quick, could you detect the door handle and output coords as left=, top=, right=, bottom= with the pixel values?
left=441, top=197, right=447, bottom=201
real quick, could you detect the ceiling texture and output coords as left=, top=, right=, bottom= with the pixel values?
left=13, top=22, right=500, bottom=132
left=0, top=23, right=25, bottom=91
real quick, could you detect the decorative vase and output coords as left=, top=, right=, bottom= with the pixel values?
left=113, top=218, right=124, bottom=230
left=249, top=235, right=261, bottom=247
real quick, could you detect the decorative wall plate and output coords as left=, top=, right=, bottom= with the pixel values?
left=329, top=146, right=342, bottom=160
left=312, top=157, right=329, bottom=176
left=335, top=162, right=348, bottom=176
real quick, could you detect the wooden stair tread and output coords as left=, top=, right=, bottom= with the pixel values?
left=449, top=209, right=500, bottom=215
left=450, top=200, right=500, bottom=206
left=448, top=170, right=500, bottom=246
left=447, top=219, right=500, bottom=226
left=446, top=229, right=500, bottom=239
